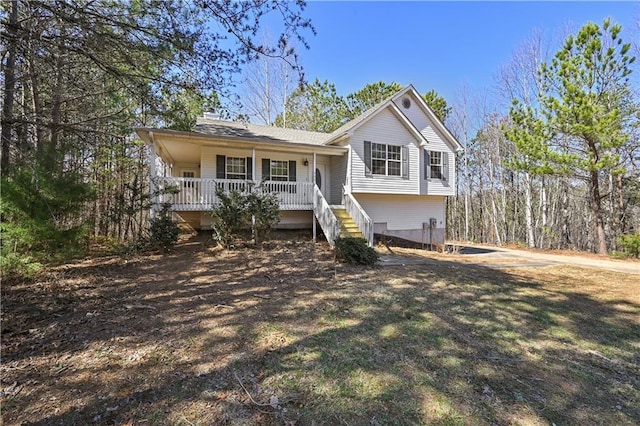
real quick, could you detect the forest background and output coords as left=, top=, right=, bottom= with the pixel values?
left=1, top=1, right=639, bottom=276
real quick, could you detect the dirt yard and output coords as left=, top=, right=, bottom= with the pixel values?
left=2, top=232, right=639, bottom=425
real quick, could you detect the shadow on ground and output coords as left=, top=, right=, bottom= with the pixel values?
left=457, top=246, right=498, bottom=255
left=1, top=233, right=638, bottom=425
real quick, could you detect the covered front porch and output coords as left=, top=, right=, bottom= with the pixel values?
left=137, top=125, right=373, bottom=246
left=155, top=177, right=315, bottom=211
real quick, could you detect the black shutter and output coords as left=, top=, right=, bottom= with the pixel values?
left=364, top=141, right=372, bottom=177
left=216, top=155, right=226, bottom=179
left=246, top=157, right=253, bottom=180
left=442, top=152, right=449, bottom=183
left=288, top=160, right=297, bottom=193
left=424, top=150, right=431, bottom=179
left=288, top=160, right=296, bottom=182
left=401, top=146, right=409, bottom=179
left=262, top=158, right=270, bottom=181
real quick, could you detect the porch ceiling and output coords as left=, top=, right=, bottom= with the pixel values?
left=159, top=138, right=201, bottom=164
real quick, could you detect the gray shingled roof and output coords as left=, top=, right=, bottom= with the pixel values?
left=193, top=85, right=420, bottom=147
left=195, top=119, right=332, bottom=145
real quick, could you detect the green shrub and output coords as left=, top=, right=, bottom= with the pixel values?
left=334, top=237, right=378, bottom=266
left=1, top=161, right=93, bottom=260
left=0, top=251, right=42, bottom=280
left=617, top=233, right=640, bottom=258
left=610, top=251, right=629, bottom=260
left=148, top=203, right=179, bottom=252
left=246, top=188, right=280, bottom=245
left=209, top=185, right=280, bottom=248
left=209, top=188, right=250, bottom=248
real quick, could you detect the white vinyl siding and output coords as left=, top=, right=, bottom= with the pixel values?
left=395, top=91, right=456, bottom=196
left=353, top=193, right=445, bottom=231
left=172, top=162, right=200, bottom=178
left=201, top=147, right=312, bottom=183
left=329, top=154, right=347, bottom=204
left=202, top=210, right=315, bottom=230
left=276, top=211, right=314, bottom=229
left=350, top=108, right=420, bottom=194
left=421, top=147, right=453, bottom=196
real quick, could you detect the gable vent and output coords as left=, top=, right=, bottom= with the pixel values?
left=402, top=98, right=411, bottom=109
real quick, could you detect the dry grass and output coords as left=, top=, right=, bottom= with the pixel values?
left=1, top=232, right=639, bottom=425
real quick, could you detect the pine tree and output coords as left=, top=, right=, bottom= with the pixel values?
left=506, top=19, right=637, bottom=254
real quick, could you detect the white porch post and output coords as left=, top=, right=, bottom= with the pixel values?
left=313, top=153, right=317, bottom=184
left=148, top=132, right=158, bottom=219
left=252, top=148, right=256, bottom=184
left=346, top=145, right=352, bottom=194
left=312, top=152, right=317, bottom=242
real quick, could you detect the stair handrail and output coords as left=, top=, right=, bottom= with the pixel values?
left=343, top=185, right=374, bottom=247
left=313, top=184, right=340, bottom=247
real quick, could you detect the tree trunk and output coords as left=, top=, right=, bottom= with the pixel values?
left=524, top=172, right=535, bottom=247
left=589, top=170, right=608, bottom=254
left=463, top=151, right=470, bottom=241
left=488, top=148, right=502, bottom=246
left=540, top=177, right=548, bottom=248
left=617, top=174, right=626, bottom=233
left=29, top=53, right=45, bottom=151
left=1, top=0, right=19, bottom=171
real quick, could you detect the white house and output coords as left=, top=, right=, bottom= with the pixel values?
left=135, top=85, right=463, bottom=247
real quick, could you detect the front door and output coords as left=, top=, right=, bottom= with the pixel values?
left=315, top=163, right=329, bottom=200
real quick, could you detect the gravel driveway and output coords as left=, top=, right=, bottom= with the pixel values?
left=379, top=243, right=640, bottom=275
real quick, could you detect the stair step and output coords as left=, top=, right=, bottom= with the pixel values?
left=340, top=232, right=364, bottom=238
left=334, top=214, right=351, bottom=219
left=341, top=223, right=360, bottom=230
left=330, top=208, right=365, bottom=239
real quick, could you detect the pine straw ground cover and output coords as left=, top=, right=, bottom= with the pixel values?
left=1, top=233, right=639, bottom=425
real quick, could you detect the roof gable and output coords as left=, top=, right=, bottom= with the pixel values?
left=325, top=86, right=428, bottom=146
left=392, top=85, right=464, bottom=152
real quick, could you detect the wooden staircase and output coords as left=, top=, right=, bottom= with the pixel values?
left=331, top=207, right=364, bottom=239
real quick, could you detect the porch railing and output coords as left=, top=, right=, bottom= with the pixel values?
left=155, top=177, right=314, bottom=210
left=264, top=181, right=313, bottom=208
left=343, top=186, right=374, bottom=247
left=313, top=184, right=340, bottom=247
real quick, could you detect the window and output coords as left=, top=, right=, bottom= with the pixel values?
left=424, top=150, right=448, bottom=181
left=262, top=158, right=297, bottom=183
left=430, top=151, right=443, bottom=179
left=270, top=160, right=289, bottom=181
left=262, top=159, right=297, bottom=193
left=370, top=143, right=402, bottom=176
left=216, top=155, right=253, bottom=181
left=226, top=157, right=246, bottom=180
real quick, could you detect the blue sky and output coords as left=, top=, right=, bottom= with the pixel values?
left=289, top=1, right=639, bottom=106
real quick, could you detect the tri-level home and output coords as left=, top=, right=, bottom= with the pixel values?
left=135, top=85, right=463, bottom=247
